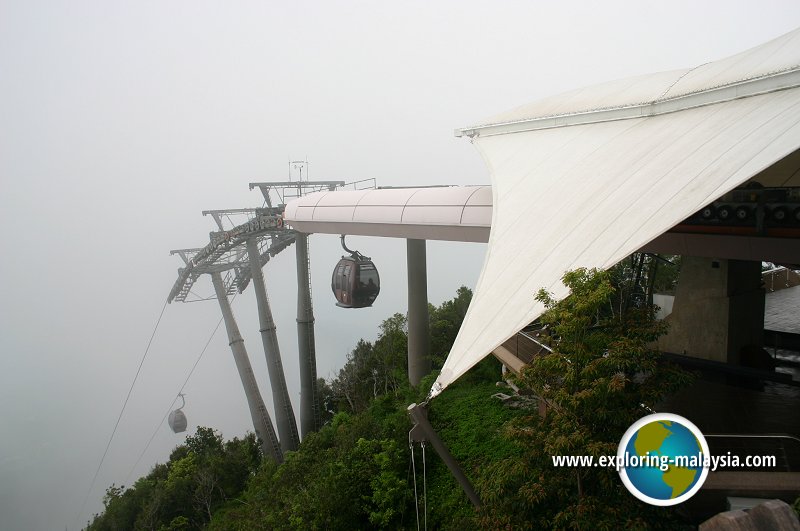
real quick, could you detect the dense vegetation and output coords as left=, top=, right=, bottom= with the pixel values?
left=88, top=286, right=528, bottom=530
left=92, top=259, right=796, bottom=530
left=475, top=268, right=692, bottom=529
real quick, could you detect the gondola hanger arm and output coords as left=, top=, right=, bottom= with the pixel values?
left=340, top=234, right=369, bottom=260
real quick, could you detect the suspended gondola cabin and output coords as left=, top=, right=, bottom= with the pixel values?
left=331, top=236, right=380, bottom=308
left=168, top=394, right=188, bottom=433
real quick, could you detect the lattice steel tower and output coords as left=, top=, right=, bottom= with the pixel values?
left=168, top=174, right=344, bottom=458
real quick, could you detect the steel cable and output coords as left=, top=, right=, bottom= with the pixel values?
left=123, top=307, right=227, bottom=484
left=76, top=299, right=168, bottom=526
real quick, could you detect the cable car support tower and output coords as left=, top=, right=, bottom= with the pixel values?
left=168, top=173, right=344, bottom=460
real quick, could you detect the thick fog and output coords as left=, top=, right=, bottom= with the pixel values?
left=2, top=1, right=800, bottom=529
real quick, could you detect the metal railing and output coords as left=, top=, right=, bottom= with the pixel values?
left=339, top=178, right=377, bottom=191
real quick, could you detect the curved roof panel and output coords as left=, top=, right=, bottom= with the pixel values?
left=663, top=28, right=800, bottom=99
left=283, top=186, right=492, bottom=242
left=432, top=28, right=800, bottom=397
left=476, top=70, right=688, bottom=127
left=461, top=29, right=800, bottom=138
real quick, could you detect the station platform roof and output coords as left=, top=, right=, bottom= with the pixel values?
left=432, top=27, right=800, bottom=396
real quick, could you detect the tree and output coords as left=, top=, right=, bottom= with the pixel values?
left=316, top=378, right=336, bottom=426
left=184, top=427, right=224, bottom=457
left=429, top=287, right=472, bottom=368
left=477, top=268, right=692, bottom=529
left=87, top=428, right=261, bottom=531
left=608, top=253, right=681, bottom=312
left=330, top=339, right=376, bottom=412
left=90, top=287, right=512, bottom=531
left=330, top=313, right=408, bottom=413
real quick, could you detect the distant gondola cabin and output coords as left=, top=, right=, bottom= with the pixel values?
left=331, top=255, right=380, bottom=308
left=168, top=408, right=187, bottom=433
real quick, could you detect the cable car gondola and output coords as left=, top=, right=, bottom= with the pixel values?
left=168, top=393, right=188, bottom=433
left=331, top=235, right=380, bottom=308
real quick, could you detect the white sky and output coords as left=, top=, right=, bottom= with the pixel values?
left=2, top=2, right=800, bottom=529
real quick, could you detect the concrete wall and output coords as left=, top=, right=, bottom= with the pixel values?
left=658, top=258, right=764, bottom=364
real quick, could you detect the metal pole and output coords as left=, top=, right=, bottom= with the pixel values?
left=407, top=403, right=482, bottom=508
left=407, top=239, right=431, bottom=386
left=211, top=273, right=283, bottom=463
left=246, top=238, right=300, bottom=453
left=295, top=233, right=319, bottom=437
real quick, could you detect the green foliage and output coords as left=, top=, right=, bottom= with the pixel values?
left=607, top=253, right=681, bottom=310
left=476, top=268, right=692, bottom=529
left=95, top=285, right=680, bottom=529
left=204, top=373, right=521, bottom=531
left=89, top=286, right=492, bottom=530
left=206, top=390, right=416, bottom=530
left=87, top=429, right=262, bottom=531
left=424, top=377, right=527, bottom=529
left=161, top=515, right=190, bottom=530
left=429, top=286, right=472, bottom=368
left=315, top=377, right=336, bottom=426
left=184, top=427, right=224, bottom=456
left=327, top=288, right=472, bottom=416
left=329, top=313, right=408, bottom=413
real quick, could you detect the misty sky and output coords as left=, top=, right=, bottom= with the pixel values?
left=2, top=2, right=800, bottom=529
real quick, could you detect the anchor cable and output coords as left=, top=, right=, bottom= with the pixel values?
left=422, top=441, right=428, bottom=531
left=124, top=297, right=230, bottom=484
left=77, top=299, right=168, bottom=525
left=409, top=430, right=420, bottom=531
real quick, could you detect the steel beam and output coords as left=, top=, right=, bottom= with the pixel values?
left=407, top=239, right=431, bottom=386
left=407, top=402, right=482, bottom=508
left=295, top=233, right=319, bottom=437
left=211, top=272, right=283, bottom=463
left=246, top=238, right=300, bottom=452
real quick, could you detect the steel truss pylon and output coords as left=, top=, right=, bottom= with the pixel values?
left=295, top=233, right=319, bottom=436
left=211, top=272, right=283, bottom=463
left=246, top=238, right=300, bottom=452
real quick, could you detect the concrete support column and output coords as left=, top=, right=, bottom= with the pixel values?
left=658, top=257, right=765, bottom=364
left=295, top=233, right=319, bottom=438
left=211, top=272, right=283, bottom=463
left=407, top=239, right=431, bottom=386
left=246, top=238, right=299, bottom=453
left=727, top=260, right=766, bottom=364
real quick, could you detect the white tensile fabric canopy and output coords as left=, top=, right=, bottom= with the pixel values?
left=430, top=28, right=800, bottom=397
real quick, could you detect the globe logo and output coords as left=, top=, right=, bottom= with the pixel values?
left=617, top=413, right=709, bottom=506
